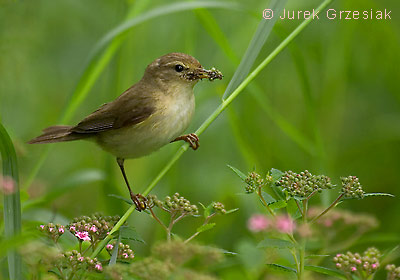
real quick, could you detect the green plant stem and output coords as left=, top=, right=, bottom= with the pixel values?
left=310, top=193, right=344, bottom=224
left=149, top=208, right=168, bottom=232
left=90, top=205, right=136, bottom=258
left=298, top=200, right=308, bottom=280
left=184, top=214, right=215, bottom=244
left=91, top=0, right=334, bottom=258
left=257, top=188, right=274, bottom=216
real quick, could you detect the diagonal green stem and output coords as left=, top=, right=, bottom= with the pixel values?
left=91, top=0, right=334, bottom=258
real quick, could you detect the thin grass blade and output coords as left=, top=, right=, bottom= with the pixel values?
left=222, top=0, right=287, bottom=100
left=0, top=123, right=22, bottom=280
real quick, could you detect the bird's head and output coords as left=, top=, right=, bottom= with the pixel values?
left=144, top=52, right=223, bottom=88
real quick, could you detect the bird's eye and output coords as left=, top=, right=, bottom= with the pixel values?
left=175, top=64, right=184, bottom=72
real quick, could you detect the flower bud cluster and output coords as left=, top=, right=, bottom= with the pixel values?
left=212, top=202, right=226, bottom=214
left=386, top=264, right=400, bottom=279
left=61, top=250, right=103, bottom=272
left=244, top=172, right=273, bottom=193
left=148, top=193, right=198, bottom=215
left=106, top=242, right=135, bottom=260
left=333, top=247, right=381, bottom=276
left=341, top=176, right=365, bottom=199
left=67, top=213, right=120, bottom=242
left=39, top=223, right=65, bottom=242
left=276, top=170, right=333, bottom=198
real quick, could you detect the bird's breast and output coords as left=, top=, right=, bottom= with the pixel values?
left=97, top=87, right=195, bottom=159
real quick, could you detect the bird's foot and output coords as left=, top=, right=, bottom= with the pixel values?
left=172, top=133, right=200, bottom=150
left=131, top=193, right=147, bottom=211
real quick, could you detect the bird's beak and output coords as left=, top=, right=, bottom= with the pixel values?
left=195, top=67, right=224, bottom=81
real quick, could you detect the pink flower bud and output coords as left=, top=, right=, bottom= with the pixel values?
left=247, top=214, right=270, bottom=232
left=351, top=267, right=357, bottom=272
left=75, top=231, right=91, bottom=241
left=95, top=263, right=103, bottom=271
left=276, top=215, right=295, bottom=234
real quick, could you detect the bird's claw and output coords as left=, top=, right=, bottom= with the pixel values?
left=173, top=133, right=199, bottom=150
left=131, top=193, right=147, bottom=211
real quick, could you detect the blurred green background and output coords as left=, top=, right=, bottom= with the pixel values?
left=0, top=0, right=399, bottom=277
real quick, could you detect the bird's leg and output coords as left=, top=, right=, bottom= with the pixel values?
left=116, top=158, right=147, bottom=211
left=171, top=133, right=200, bottom=150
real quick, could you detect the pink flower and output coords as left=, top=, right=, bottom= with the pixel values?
left=247, top=214, right=270, bottom=232
left=0, top=175, right=16, bottom=195
left=106, top=244, right=113, bottom=250
left=129, top=254, right=134, bottom=259
left=276, top=216, right=295, bottom=234
left=69, top=226, right=76, bottom=232
left=49, top=227, right=54, bottom=233
left=372, top=263, right=378, bottom=269
left=122, top=253, right=129, bottom=259
left=351, top=267, right=357, bottom=272
left=39, top=225, right=45, bottom=229
left=90, top=225, right=97, bottom=233
left=336, top=263, right=341, bottom=268
left=78, top=257, right=84, bottom=262
left=356, top=259, right=362, bottom=264
left=95, top=263, right=103, bottom=271
left=59, top=227, right=65, bottom=234
left=75, top=231, right=91, bottom=241
left=336, top=254, right=342, bottom=257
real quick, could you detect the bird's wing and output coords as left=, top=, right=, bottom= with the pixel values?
left=71, top=88, right=155, bottom=134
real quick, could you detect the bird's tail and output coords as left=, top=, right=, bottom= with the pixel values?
left=28, top=125, right=89, bottom=144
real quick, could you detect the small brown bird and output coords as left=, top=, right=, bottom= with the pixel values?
left=29, top=53, right=223, bottom=211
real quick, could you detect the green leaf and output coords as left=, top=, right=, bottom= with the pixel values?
left=261, top=191, right=276, bottom=203
left=108, top=194, right=134, bottom=205
left=364, top=192, right=395, bottom=198
left=258, top=238, right=295, bottom=249
left=196, top=223, right=216, bottom=233
left=227, top=165, right=248, bottom=181
left=305, top=265, right=347, bottom=279
left=266, top=263, right=296, bottom=273
left=120, top=226, right=145, bottom=243
left=109, top=233, right=121, bottom=265
left=225, top=208, right=239, bottom=214
left=268, top=200, right=287, bottom=210
left=0, top=124, right=22, bottom=279
left=203, top=202, right=214, bottom=218
left=286, top=198, right=302, bottom=219
left=270, top=168, right=284, bottom=181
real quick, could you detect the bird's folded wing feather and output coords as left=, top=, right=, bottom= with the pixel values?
left=71, top=89, right=155, bottom=134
